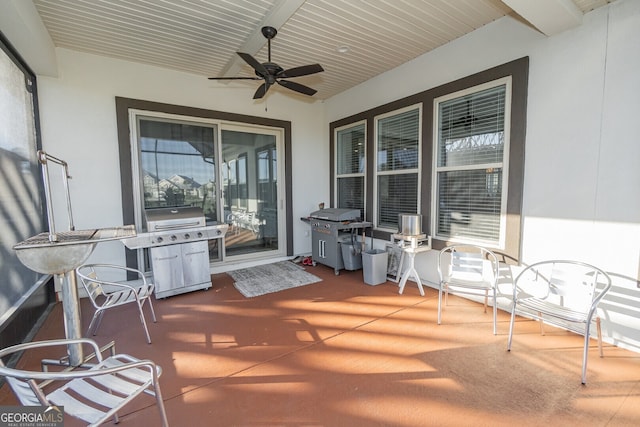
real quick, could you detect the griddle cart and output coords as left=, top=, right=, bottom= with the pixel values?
left=303, top=208, right=371, bottom=275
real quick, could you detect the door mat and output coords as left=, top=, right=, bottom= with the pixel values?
left=229, top=261, right=322, bottom=298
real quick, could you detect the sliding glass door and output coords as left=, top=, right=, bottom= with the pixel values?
left=130, top=112, right=284, bottom=268
left=221, top=126, right=282, bottom=259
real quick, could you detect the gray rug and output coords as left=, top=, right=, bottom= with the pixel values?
left=229, top=261, right=322, bottom=298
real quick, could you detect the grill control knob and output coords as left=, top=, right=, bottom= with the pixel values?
left=170, top=235, right=177, bottom=241
left=197, top=232, right=204, bottom=238
left=156, top=236, right=163, bottom=243
left=184, top=233, right=190, bottom=239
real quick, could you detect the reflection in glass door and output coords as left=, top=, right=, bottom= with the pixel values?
left=135, top=117, right=222, bottom=265
left=222, top=129, right=281, bottom=258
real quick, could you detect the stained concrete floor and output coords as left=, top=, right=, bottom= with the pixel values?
left=1, top=263, right=639, bottom=426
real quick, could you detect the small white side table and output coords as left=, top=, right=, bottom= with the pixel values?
left=398, top=245, right=431, bottom=295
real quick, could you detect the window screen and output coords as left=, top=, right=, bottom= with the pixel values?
left=434, top=81, right=509, bottom=245
left=376, top=107, right=420, bottom=229
left=0, top=39, right=46, bottom=321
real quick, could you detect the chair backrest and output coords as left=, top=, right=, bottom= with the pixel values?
left=452, top=250, right=484, bottom=275
left=76, top=266, right=105, bottom=302
left=515, top=260, right=611, bottom=316
left=439, top=245, right=499, bottom=284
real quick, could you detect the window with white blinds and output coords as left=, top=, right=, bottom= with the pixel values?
left=433, top=78, right=510, bottom=246
left=375, top=106, right=420, bottom=229
left=335, top=122, right=366, bottom=218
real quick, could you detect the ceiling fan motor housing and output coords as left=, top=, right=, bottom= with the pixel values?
left=258, top=63, right=283, bottom=83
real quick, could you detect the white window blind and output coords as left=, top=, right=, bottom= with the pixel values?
left=434, top=80, right=509, bottom=245
left=376, top=107, right=420, bottom=229
left=336, top=123, right=365, bottom=218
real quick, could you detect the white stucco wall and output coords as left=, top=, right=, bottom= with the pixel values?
left=325, top=1, right=640, bottom=352
left=35, top=48, right=328, bottom=265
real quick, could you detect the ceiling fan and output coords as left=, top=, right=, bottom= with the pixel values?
left=208, top=26, right=324, bottom=99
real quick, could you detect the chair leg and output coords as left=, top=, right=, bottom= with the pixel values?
left=87, top=311, right=105, bottom=336
left=483, top=290, right=488, bottom=314
left=444, top=284, right=449, bottom=306
left=491, top=289, right=497, bottom=335
left=145, top=297, right=158, bottom=323
left=582, top=322, right=592, bottom=385
left=437, top=285, right=443, bottom=325
left=507, top=303, right=517, bottom=351
left=154, top=380, right=170, bottom=427
left=137, top=304, right=152, bottom=344
left=596, top=317, right=604, bottom=358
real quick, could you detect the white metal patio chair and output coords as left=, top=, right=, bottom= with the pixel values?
left=507, top=260, right=612, bottom=384
left=0, top=338, right=169, bottom=426
left=437, top=244, right=500, bottom=334
left=76, top=264, right=156, bottom=344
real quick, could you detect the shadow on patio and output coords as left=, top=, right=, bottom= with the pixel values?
left=1, top=264, right=639, bottom=426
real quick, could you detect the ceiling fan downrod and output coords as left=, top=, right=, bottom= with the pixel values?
left=262, top=26, right=277, bottom=63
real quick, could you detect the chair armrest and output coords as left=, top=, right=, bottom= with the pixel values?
left=0, top=344, right=159, bottom=383
left=77, top=263, right=148, bottom=286
left=77, top=263, right=150, bottom=294
left=0, top=338, right=102, bottom=363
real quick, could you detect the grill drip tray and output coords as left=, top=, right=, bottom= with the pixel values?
left=13, top=226, right=136, bottom=275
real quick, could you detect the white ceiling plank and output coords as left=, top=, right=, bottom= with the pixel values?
left=19, top=0, right=613, bottom=100
left=502, top=0, right=583, bottom=36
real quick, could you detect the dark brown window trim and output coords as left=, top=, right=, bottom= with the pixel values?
left=115, top=97, right=294, bottom=269
left=330, top=57, right=529, bottom=263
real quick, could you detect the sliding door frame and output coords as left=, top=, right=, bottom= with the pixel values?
left=115, top=97, right=293, bottom=271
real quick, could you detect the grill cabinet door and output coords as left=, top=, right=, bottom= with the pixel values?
left=150, top=245, right=183, bottom=297
left=182, top=241, right=210, bottom=287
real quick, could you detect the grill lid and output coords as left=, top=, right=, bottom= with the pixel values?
left=309, top=208, right=360, bottom=222
left=146, top=207, right=205, bottom=230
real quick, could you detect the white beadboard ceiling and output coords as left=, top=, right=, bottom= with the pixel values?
left=30, top=0, right=614, bottom=101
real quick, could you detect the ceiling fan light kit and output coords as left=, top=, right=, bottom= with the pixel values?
left=209, top=26, right=324, bottom=100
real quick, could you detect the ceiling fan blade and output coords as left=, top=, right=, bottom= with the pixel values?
left=208, top=77, right=262, bottom=80
left=237, top=52, right=269, bottom=76
left=277, top=79, right=317, bottom=96
left=277, top=64, right=324, bottom=79
left=253, top=82, right=272, bottom=99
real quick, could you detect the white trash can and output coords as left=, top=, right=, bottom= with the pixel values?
left=362, top=249, right=388, bottom=285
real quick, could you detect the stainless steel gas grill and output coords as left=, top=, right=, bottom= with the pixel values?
left=121, top=207, right=228, bottom=298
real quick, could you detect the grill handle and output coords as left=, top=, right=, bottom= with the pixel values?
left=151, top=221, right=202, bottom=231
left=38, top=150, right=75, bottom=242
